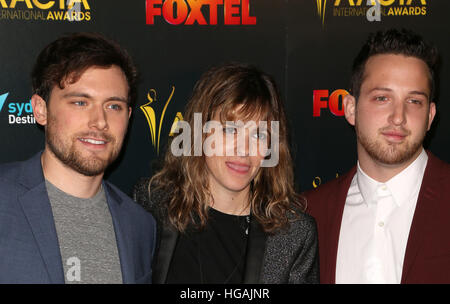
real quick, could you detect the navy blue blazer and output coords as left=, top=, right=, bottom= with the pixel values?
left=0, top=152, right=157, bottom=283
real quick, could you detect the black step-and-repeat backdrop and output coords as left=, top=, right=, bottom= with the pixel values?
left=0, top=0, right=448, bottom=195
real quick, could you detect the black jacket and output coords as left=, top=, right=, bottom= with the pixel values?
left=133, top=178, right=319, bottom=284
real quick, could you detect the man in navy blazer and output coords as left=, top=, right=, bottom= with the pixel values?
left=0, top=33, right=156, bottom=283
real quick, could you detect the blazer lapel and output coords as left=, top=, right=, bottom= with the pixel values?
left=104, top=182, right=136, bottom=283
left=243, top=216, right=267, bottom=283
left=326, top=167, right=356, bottom=284
left=401, top=153, right=440, bottom=283
left=153, top=224, right=178, bottom=284
left=17, top=153, right=65, bottom=283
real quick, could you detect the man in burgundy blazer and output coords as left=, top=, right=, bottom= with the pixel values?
left=304, top=29, right=450, bottom=283
left=306, top=153, right=450, bottom=283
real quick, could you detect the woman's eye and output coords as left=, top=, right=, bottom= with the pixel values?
left=251, top=131, right=267, bottom=140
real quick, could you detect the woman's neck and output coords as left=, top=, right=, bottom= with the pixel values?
left=209, top=183, right=251, bottom=216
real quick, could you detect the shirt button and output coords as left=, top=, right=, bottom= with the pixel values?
left=378, top=221, right=385, bottom=227
left=381, top=185, right=387, bottom=191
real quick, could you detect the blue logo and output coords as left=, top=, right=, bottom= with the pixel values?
left=0, top=92, right=9, bottom=112
left=0, top=92, right=36, bottom=125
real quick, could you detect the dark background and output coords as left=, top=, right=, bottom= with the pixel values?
left=0, top=0, right=448, bottom=195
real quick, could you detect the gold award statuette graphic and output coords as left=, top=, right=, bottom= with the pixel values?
left=316, top=0, right=327, bottom=26
left=140, top=86, right=183, bottom=155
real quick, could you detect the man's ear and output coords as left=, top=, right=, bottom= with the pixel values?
left=427, top=102, right=436, bottom=131
left=31, top=94, right=48, bottom=126
left=128, top=106, right=132, bottom=119
left=343, top=94, right=356, bottom=126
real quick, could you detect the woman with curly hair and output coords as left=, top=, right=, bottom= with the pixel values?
left=133, top=63, right=318, bottom=284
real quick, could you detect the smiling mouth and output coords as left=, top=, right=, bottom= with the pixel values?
left=226, top=162, right=250, bottom=173
left=77, top=137, right=110, bottom=151
left=79, top=138, right=107, bottom=145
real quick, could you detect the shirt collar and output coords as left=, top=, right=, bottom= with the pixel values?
left=356, top=148, right=428, bottom=207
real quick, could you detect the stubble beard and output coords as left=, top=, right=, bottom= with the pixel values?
left=355, top=122, right=427, bottom=166
left=45, top=116, right=121, bottom=177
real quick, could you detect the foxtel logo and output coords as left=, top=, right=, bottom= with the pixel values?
left=146, top=0, right=257, bottom=25
left=0, top=92, right=36, bottom=125
left=313, top=89, right=349, bottom=117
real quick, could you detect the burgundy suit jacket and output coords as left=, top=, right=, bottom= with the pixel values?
left=304, top=151, right=450, bottom=284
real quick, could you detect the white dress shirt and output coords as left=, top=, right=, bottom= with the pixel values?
left=336, top=149, right=428, bottom=284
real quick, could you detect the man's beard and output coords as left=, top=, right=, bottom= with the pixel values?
left=355, top=123, right=426, bottom=166
left=46, top=120, right=120, bottom=177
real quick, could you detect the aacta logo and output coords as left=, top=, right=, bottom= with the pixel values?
left=0, top=0, right=91, bottom=22
left=140, top=86, right=183, bottom=154
left=146, top=0, right=257, bottom=25
left=0, top=0, right=89, bottom=9
left=316, top=0, right=427, bottom=26
left=313, top=89, right=349, bottom=117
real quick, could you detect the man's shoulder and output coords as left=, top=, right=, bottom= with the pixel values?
left=0, top=153, right=43, bottom=189
left=425, top=152, right=450, bottom=191
left=104, top=181, right=156, bottom=225
left=0, top=162, right=24, bottom=204
left=427, top=152, right=450, bottom=176
left=0, top=159, right=33, bottom=192
left=0, top=160, right=23, bottom=181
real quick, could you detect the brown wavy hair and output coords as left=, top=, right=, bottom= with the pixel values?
left=150, top=63, right=305, bottom=234
left=32, top=32, right=137, bottom=107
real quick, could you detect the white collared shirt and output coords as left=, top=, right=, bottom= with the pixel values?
left=336, top=149, right=428, bottom=284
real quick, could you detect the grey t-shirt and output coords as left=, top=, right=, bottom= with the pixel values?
left=45, top=180, right=123, bottom=284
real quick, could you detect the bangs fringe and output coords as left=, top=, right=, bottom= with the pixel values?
left=216, top=98, right=274, bottom=124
